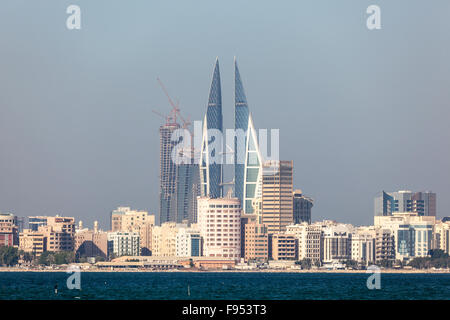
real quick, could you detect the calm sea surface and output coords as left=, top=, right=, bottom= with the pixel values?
left=0, top=272, right=449, bottom=300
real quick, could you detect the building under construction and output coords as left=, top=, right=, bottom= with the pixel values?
left=156, top=79, right=199, bottom=225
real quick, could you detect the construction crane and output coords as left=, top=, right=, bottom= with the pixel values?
left=156, top=77, right=192, bottom=130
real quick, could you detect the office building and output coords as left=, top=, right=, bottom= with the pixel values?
left=374, top=190, right=436, bottom=217
left=200, top=58, right=223, bottom=199
left=261, top=160, right=294, bottom=233
left=293, top=190, right=314, bottom=224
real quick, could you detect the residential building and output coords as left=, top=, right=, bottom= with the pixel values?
left=375, top=212, right=435, bottom=261
left=271, top=233, right=298, bottom=261
left=19, top=229, right=46, bottom=257
left=75, top=222, right=108, bottom=259
left=152, top=222, right=187, bottom=257
left=110, top=207, right=155, bottom=255
left=244, top=221, right=269, bottom=262
left=322, top=223, right=353, bottom=264
left=175, top=226, right=202, bottom=257
left=351, top=227, right=376, bottom=265
left=286, top=223, right=323, bottom=263
left=0, top=212, right=18, bottom=246
left=107, top=232, right=140, bottom=258
left=434, top=220, right=450, bottom=254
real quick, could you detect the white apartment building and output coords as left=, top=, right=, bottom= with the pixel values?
left=351, top=227, right=376, bottom=265
left=434, top=220, right=450, bottom=254
left=285, top=223, right=323, bottom=263
left=374, top=212, right=435, bottom=261
left=175, top=226, right=202, bottom=257
left=197, top=197, right=241, bottom=260
left=107, top=231, right=140, bottom=257
left=322, top=222, right=354, bottom=264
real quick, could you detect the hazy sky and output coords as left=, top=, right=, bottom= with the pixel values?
left=1, top=0, right=449, bottom=229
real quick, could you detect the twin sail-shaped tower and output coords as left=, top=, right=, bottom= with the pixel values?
left=200, top=57, right=263, bottom=214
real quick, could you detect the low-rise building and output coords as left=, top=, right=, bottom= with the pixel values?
left=271, top=233, right=298, bottom=261
left=176, top=226, right=202, bottom=257
left=107, top=232, right=140, bottom=258
left=0, top=212, right=19, bottom=247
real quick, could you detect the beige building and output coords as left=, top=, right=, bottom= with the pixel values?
left=152, top=222, right=187, bottom=257
left=197, top=197, right=241, bottom=260
left=375, top=212, right=435, bottom=261
left=110, top=207, right=155, bottom=255
left=286, top=223, right=323, bottom=263
left=351, top=227, right=376, bottom=265
left=19, top=229, right=46, bottom=257
left=271, top=233, right=298, bottom=261
left=261, top=160, right=294, bottom=234
left=75, top=222, right=108, bottom=258
left=434, top=220, right=450, bottom=254
left=244, top=221, right=269, bottom=262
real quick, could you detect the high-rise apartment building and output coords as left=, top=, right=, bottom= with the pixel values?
left=261, top=160, right=294, bottom=234
left=374, top=190, right=436, bottom=217
left=200, top=58, right=223, bottom=199
left=197, top=197, right=241, bottom=260
left=293, top=190, right=314, bottom=224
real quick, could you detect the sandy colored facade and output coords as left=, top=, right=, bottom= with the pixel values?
left=110, top=207, right=155, bottom=255
left=261, top=160, right=294, bottom=234
left=197, top=197, right=241, bottom=260
left=19, top=229, right=46, bottom=256
left=152, top=222, right=187, bottom=257
left=244, top=221, right=269, bottom=262
left=271, top=233, right=298, bottom=261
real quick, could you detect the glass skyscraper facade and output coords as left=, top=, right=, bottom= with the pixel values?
left=200, top=58, right=223, bottom=198
left=234, top=59, right=249, bottom=206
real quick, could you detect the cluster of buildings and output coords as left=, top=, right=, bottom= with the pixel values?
left=0, top=59, right=448, bottom=270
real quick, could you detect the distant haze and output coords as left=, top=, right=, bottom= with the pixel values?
left=1, top=0, right=449, bottom=229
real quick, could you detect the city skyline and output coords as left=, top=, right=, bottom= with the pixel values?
left=1, top=1, right=449, bottom=229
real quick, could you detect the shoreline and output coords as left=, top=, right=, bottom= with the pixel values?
left=1, top=267, right=449, bottom=274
